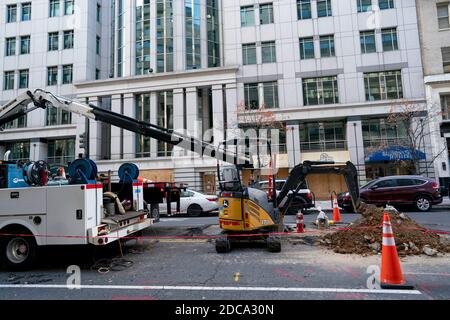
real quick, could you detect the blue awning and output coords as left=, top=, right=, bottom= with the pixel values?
left=365, top=146, right=426, bottom=163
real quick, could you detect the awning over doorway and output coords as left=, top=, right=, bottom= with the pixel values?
left=365, top=146, right=426, bottom=163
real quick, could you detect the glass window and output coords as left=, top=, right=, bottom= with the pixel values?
left=442, top=47, right=450, bottom=73
left=20, top=36, right=30, bottom=54
left=379, top=0, right=394, bottom=10
left=62, top=65, right=73, bottom=84
left=360, top=30, right=376, bottom=53
left=299, top=37, right=315, bottom=59
left=241, top=6, right=255, bottom=27
left=437, top=3, right=450, bottom=29
left=242, top=43, right=257, bottom=65
left=97, top=3, right=101, bottom=22
left=320, top=35, right=335, bottom=57
left=299, top=121, right=347, bottom=152
left=396, top=179, right=415, bottom=187
left=3, top=141, right=30, bottom=161
left=47, top=139, right=75, bottom=165
left=21, top=2, right=32, bottom=21
left=63, top=30, right=74, bottom=49
left=7, top=4, right=17, bottom=23
left=262, top=81, right=278, bottom=109
left=19, top=70, right=29, bottom=89
left=302, top=76, right=339, bottom=106
left=364, top=70, right=403, bottom=101
left=96, top=36, right=101, bottom=55
left=260, top=3, right=274, bottom=25
left=96, top=69, right=101, bottom=80
left=136, top=0, right=151, bottom=75
left=46, top=106, right=71, bottom=126
left=317, top=0, right=332, bottom=17
left=244, top=83, right=259, bottom=110
left=297, top=0, right=311, bottom=20
left=47, top=66, right=58, bottom=86
left=50, top=0, right=60, bottom=17
left=262, top=41, right=276, bottom=63
left=185, top=0, right=201, bottom=70
left=156, top=0, right=174, bottom=73
left=375, top=179, right=396, bottom=188
left=6, top=38, right=16, bottom=56
left=357, top=0, right=372, bottom=12
left=157, top=91, right=174, bottom=157
left=244, top=82, right=278, bottom=109
left=48, top=32, right=59, bottom=51
left=135, top=94, right=151, bottom=158
left=381, top=28, right=398, bottom=51
left=441, top=95, right=450, bottom=120
left=207, top=0, right=220, bottom=67
left=362, top=118, right=408, bottom=148
left=64, top=0, right=74, bottom=15
left=3, top=71, right=15, bottom=90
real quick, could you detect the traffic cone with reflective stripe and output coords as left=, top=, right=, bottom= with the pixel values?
left=380, top=213, right=414, bottom=290
left=332, top=194, right=342, bottom=223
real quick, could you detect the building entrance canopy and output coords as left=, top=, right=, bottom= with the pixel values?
left=365, top=146, right=426, bottom=163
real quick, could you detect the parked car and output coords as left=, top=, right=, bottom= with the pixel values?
left=159, top=189, right=218, bottom=217
left=254, top=179, right=315, bottom=214
left=337, top=176, right=443, bottom=212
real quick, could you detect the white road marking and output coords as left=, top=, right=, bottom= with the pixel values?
left=0, top=284, right=421, bottom=295
left=160, top=218, right=189, bottom=222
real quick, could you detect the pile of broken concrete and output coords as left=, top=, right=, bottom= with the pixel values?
left=321, top=203, right=450, bottom=256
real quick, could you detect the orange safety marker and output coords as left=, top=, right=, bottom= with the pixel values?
left=380, top=213, right=414, bottom=290
left=332, top=193, right=342, bottom=223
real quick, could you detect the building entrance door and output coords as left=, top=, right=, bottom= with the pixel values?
left=202, top=172, right=216, bottom=194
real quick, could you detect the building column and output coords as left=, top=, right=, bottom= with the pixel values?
left=186, top=87, right=200, bottom=157
left=30, top=139, right=48, bottom=162
left=123, top=0, right=134, bottom=77
left=111, top=94, right=123, bottom=160
left=88, top=97, right=102, bottom=160
left=123, top=93, right=136, bottom=160
left=150, top=92, right=159, bottom=158
left=174, top=0, right=185, bottom=72
left=286, top=124, right=301, bottom=169
left=200, top=0, right=208, bottom=69
left=347, top=118, right=367, bottom=185
left=225, top=83, right=238, bottom=139
left=212, top=85, right=225, bottom=146
left=173, top=88, right=185, bottom=157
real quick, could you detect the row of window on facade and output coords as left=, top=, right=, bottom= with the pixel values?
left=243, top=70, right=403, bottom=110
left=3, top=65, right=74, bottom=90
left=5, top=0, right=76, bottom=23
left=240, top=0, right=395, bottom=27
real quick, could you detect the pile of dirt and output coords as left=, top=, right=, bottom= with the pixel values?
left=321, top=203, right=450, bottom=256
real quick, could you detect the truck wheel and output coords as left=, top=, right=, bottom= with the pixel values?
left=150, top=204, right=160, bottom=222
left=187, top=204, right=203, bottom=217
left=267, top=235, right=282, bottom=253
left=215, top=237, right=231, bottom=253
left=0, top=234, right=37, bottom=271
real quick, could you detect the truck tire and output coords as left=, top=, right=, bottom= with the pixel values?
left=215, top=237, right=231, bottom=253
left=267, top=235, right=282, bottom=253
left=0, top=233, right=37, bottom=271
left=150, top=204, right=160, bottom=222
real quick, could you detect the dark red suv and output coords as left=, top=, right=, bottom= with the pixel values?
left=338, top=176, right=443, bottom=212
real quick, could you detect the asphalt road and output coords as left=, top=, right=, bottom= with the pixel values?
left=0, top=208, right=449, bottom=301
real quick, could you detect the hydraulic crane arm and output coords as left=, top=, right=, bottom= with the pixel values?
left=0, top=89, right=252, bottom=166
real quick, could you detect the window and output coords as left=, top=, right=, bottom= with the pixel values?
left=442, top=47, right=450, bottom=73
left=207, top=0, right=220, bottom=67
left=381, top=28, right=398, bottom=51
left=157, top=91, right=174, bottom=157
left=136, top=0, right=151, bottom=75
left=302, top=76, right=339, bottom=105
left=19, top=69, right=29, bottom=89
left=241, top=6, right=255, bottom=27
left=3, top=71, right=15, bottom=90
left=438, top=3, right=450, bottom=29
left=299, top=121, right=346, bottom=152
left=379, top=0, right=394, bottom=10
left=299, top=37, right=315, bottom=59
left=364, top=70, right=403, bottom=101
left=317, top=0, right=332, bottom=17
left=185, top=0, right=201, bottom=70
left=63, top=30, right=74, bottom=49
left=64, top=0, right=74, bottom=15
left=375, top=179, right=396, bottom=188
left=441, top=95, right=450, bottom=120
left=46, top=107, right=72, bottom=126
left=156, top=0, right=174, bottom=73
left=260, top=3, right=274, bottom=25
left=362, top=118, right=408, bottom=148
left=6, top=38, right=16, bottom=56
left=360, top=30, right=376, bottom=53
left=50, top=0, right=60, bottom=17
left=96, top=69, right=100, bottom=80
left=21, top=2, right=31, bottom=21
left=20, top=36, right=30, bottom=54
left=357, top=0, right=371, bottom=12
left=47, top=139, right=75, bottom=165
left=3, top=142, right=30, bottom=161
left=96, top=36, right=101, bottom=55
left=242, top=43, right=257, bottom=65
left=320, top=35, right=335, bottom=57
left=48, top=32, right=59, bottom=51
left=244, top=81, right=278, bottom=109
left=7, top=4, right=17, bottom=23
left=62, top=65, right=73, bottom=84
left=97, top=3, right=101, bottom=22
left=47, top=66, right=58, bottom=86
left=297, top=0, right=311, bottom=20
left=135, top=94, right=151, bottom=158
left=262, top=41, right=276, bottom=63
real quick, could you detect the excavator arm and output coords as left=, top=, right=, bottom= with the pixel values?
left=0, top=89, right=252, bottom=167
left=276, top=161, right=360, bottom=214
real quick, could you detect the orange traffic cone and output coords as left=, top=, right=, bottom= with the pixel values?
left=332, top=194, right=342, bottom=223
left=380, top=213, right=414, bottom=289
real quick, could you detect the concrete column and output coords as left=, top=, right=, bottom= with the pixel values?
left=200, top=0, right=208, bottom=69
left=123, top=0, right=134, bottom=77
left=174, top=0, right=185, bottom=72
left=88, top=97, right=102, bottom=160
left=286, top=124, right=301, bottom=169
left=150, top=92, right=158, bottom=158
left=347, top=118, right=367, bottom=185
left=123, top=93, right=136, bottom=159
left=173, top=88, right=185, bottom=157
left=111, top=94, right=122, bottom=160
left=150, top=0, right=158, bottom=73
left=212, top=85, right=224, bottom=146
left=30, top=140, right=48, bottom=162
left=225, top=83, right=238, bottom=139
left=186, top=87, right=200, bottom=157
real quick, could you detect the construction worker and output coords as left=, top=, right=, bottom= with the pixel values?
left=315, top=206, right=329, bottom=229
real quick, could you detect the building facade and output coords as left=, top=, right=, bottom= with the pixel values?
left=0, top=0, right=433, bottom=198
left=416, top=0, right=450, bottom=190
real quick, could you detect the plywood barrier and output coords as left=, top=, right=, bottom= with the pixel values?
left=306, top=174, right=348, bottom=200
left=139, top=169, right=174, bottom=182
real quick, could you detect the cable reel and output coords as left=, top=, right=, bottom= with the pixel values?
left=68, top=159, right=97, bottom=184
left=118, top=163, right=139, bottom=183
left=22, top=161, right=50, bottom=187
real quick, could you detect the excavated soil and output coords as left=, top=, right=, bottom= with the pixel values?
left=321, top=203, right=450, bottom=256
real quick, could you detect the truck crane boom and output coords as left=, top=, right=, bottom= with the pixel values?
left=0, top=89, right=252, bottom=167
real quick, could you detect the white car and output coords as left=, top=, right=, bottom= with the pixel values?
left=159, top=189, right=219, bottom=217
